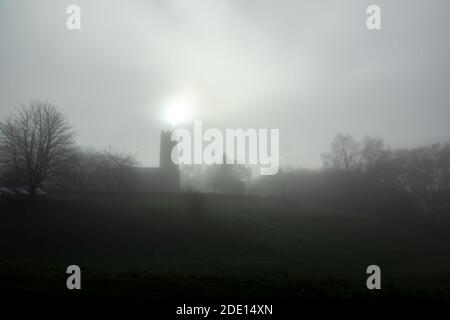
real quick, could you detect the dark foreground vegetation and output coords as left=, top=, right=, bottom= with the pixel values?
left=1, top=193, right=450, bottom=306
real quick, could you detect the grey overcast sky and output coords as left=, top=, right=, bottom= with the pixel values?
left=1, top=0, right=449, bottom=168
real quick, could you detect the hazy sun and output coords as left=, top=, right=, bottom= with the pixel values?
left=163, top=93, right=194, bottom=126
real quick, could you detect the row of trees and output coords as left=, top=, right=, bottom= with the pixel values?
left=322, top=134, right=386, bottom=172
left=251, top=134, right=450, bottom=228
left=322, top=134, right=450, bottom=226
left=0, top=101, right=137, bottom=195
left=70, top=148, right=136, bottom=192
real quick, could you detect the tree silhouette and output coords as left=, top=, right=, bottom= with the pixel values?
left=0, top=101, right=76, bottom=195
left=322, top=134, right=361, bottom=172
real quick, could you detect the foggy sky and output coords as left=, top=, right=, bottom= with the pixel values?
left=1, top=0, right=449, bottom=168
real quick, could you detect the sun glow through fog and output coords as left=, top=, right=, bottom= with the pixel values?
left=163, top=93, right=195, bottom=126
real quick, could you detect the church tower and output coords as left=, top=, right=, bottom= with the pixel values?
left=159, top=130, right=180, bottom=192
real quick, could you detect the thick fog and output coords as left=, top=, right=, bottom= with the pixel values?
left=1, top=0, right=449, bottom=168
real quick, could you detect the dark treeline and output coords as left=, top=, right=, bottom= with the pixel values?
left=250, top=134, right=450, bottom=231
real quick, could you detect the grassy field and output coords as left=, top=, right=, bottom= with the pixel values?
left=1, top=193, right=450, bottom=303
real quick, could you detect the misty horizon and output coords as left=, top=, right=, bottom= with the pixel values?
left=1, top=0, right=450, bottom=169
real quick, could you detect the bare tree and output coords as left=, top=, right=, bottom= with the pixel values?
left=360, top=136, right=386, bottom=170
left=322, top=134, right=361, bottom=172
left=0, top=101, right=76, bottom=195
